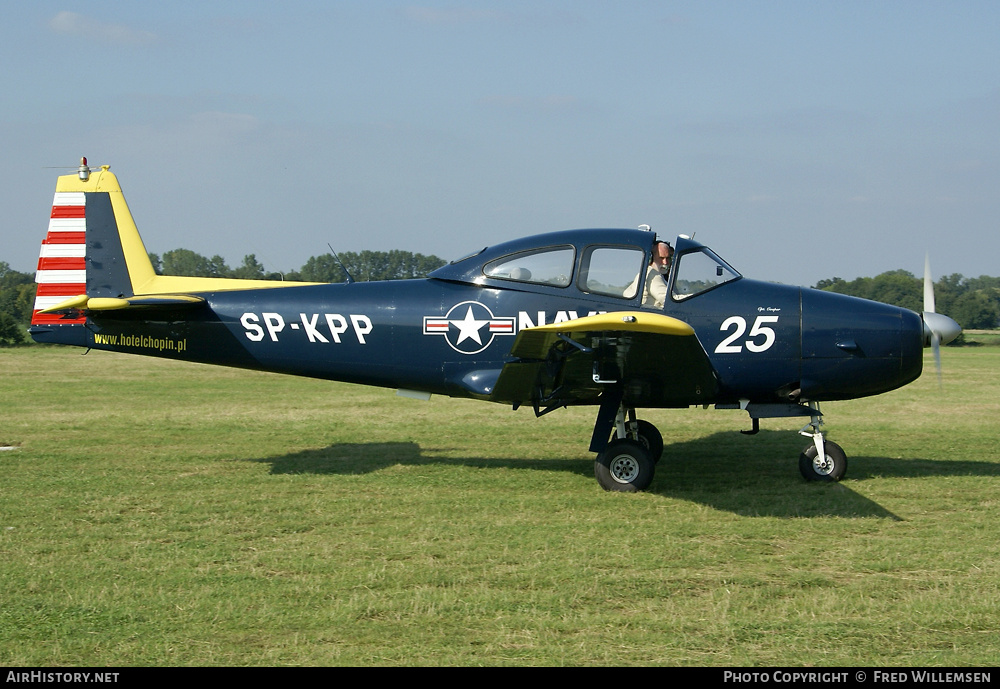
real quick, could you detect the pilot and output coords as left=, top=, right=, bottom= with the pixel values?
left=632, top=240, right=672, bottom=308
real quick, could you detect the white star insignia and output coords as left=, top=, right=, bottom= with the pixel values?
left=450, top=305, right=488, bottom=345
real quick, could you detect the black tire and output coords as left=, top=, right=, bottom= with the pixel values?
left=632, top=419, right=664, bottom=464
left=799, top=440, right=848, bottom=482
left=595, top=439, right=655, bottom=492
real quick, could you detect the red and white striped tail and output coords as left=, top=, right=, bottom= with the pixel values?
left=32, top=192, right=87, bottom=325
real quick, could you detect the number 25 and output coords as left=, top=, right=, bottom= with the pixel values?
left=715, top=315, right=779, bottom=353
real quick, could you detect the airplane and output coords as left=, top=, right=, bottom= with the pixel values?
left=29, top=159, right=962, bottom=492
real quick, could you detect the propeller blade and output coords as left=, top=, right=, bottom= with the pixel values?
left=920, top=254, right=962, bottom=383
left=923, top=253, right=936, bottom=314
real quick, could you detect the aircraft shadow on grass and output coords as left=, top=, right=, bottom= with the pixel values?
left=249, top=430, right=1000, bottom=520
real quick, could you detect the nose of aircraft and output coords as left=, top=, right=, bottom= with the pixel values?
left=800, top=289, right=926, bottom=400
left=922, top=311, right=962, bottom=347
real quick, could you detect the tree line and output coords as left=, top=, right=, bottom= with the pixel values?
left=2, top=251, right=998, bottom=346
left=148, top=248, right=448, bottom=283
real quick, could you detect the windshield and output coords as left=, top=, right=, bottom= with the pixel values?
left=671, top=248, right=741, bottom=300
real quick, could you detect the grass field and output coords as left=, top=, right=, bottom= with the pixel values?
left=1, top=346, right=998, bottom=666
left=964, top=330, right=1000, bottom=347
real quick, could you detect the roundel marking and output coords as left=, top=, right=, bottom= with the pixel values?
left=422, top=300, right=516, bottom=355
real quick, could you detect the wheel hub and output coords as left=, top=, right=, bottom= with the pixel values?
left=610, top=454, right=640, bottom=483
left=812, top=454, right=834, bottom=475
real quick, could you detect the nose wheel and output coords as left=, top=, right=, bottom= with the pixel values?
left=798, top=402, right=847, bottom=481
left=799, top=440, right=847, bottom=481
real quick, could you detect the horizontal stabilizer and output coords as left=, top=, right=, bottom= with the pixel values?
left=38, top=294, right=206, bottom=315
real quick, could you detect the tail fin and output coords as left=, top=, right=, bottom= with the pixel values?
left=32, top=162, right=157, bottom=327
left=31, top=161, right=314, bottom=335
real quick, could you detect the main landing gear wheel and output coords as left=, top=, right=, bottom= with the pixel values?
left=630, top=419, right=664, bottom=464
left=595, top=439, right=655, bottom=492
left=799, top=440, right=847, bottom=482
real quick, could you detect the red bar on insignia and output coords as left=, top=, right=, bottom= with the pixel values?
left=489, top=321, right=513, bottom=333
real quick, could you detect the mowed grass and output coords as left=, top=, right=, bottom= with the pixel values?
left=1, top=346, right=998, bottom=666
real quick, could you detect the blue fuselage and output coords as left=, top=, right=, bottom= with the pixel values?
left=35, top=230, right=925, bottom=409
left=77, top=271, right=924, bottom=407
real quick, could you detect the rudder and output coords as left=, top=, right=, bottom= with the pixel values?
left=32, top=161, right=156, bottom=328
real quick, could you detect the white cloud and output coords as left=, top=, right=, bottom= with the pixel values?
left=49, top=11, right=157, bottom=45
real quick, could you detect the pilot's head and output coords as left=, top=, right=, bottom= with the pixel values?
left=652, top=241, right=673, bottom=272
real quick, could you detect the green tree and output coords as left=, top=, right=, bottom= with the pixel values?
left=818, top=270, right=920, bottom=312
left=395, top=250, right=448, bottom=279
left=869, top=270, right=921, bottom=313
left=161, top=249, right=231, bottom=278
left=300, top=253, right=348, bottom=282
left=814, top=277, right=844, bottom=290
left=0, top=262, right=34, bottom=346
left=231, top=254, right=266, bottom=280
left=0, top=261, right=32, bottom=289
left=950, top=291, right=1000, bottom=329
left=933, top=273, right=966, bottom=316
left=298, top=250, right=445, bottom=283
left=0, top=312, right=23, bottom=346
left=337, top=250, right=446, bottom=282
left=963, top=275, right=1000, bottom=293
left=12, top=283, right=36, bottom=323
left=207, top=255, right=231, bottom=278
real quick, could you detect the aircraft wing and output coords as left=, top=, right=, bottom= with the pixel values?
left=491, top=311, right=718, bottom=410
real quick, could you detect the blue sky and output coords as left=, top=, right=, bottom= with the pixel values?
left=3, top=1, right=998, bottom=287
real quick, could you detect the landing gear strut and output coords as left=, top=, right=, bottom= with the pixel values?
left=594, top=405, right=662, bottom=492
left=590, top=400, right=848, bottom=490
left=797, top=401, right=847, bottom=481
